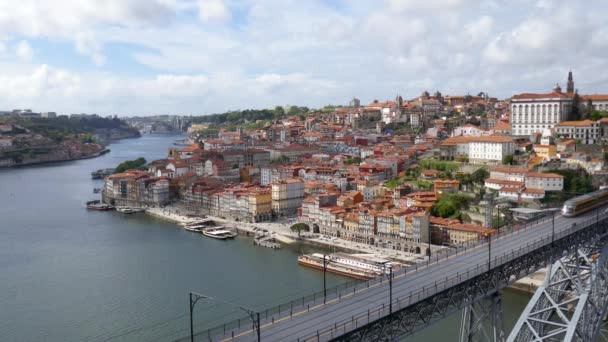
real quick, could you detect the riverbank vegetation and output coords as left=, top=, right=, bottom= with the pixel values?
left=114, top=158, right=147, bottom=173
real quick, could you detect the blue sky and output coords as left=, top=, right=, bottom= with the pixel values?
left=0, top=0, right=606, bottom=116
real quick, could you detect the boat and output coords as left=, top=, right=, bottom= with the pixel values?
left=184, top=226, right=203, bottom=233
left=184, top=223, right=208, bottom=230
left=254, top=236, right=282, bottom=249
left=86, top=200, right=114, bottom=211
left=297, top=253, right=399, bottom=280
left=116, top=207, right=144, bottom=214
left=202, top=227, right=237, bottom=240
left=93, top=188, right=101, bottom=194
left=182, top=219, right=212, bottom=228
left=116, top=207, right=136, bottom=214
left=91, top=168, right=115, bottom=179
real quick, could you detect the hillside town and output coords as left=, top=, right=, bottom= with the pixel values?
left=100, top=71, right=608, bottom=258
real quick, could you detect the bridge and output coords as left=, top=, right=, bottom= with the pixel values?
left=185, top=207, right=608, bottom=342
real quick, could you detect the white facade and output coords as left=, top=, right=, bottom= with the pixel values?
left=554, top=120, right=600, bottom=144
left=524, top=173, right=564, bottom=191
left=468, top=139, right=515, bottom=163
left=452, top=125, right=491, bottom=137
left=271, top=179, right=304, bottom=215
left=510, top=93, right=572, bottom=136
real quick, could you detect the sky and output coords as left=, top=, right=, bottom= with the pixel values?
left=0, top=0, right=606, bottom=116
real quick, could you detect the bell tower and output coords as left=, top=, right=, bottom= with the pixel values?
left=566, top=70, right=574, bottom=94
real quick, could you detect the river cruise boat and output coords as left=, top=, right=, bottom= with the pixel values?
left=297, top=253, right=398, bottom=280
left=202, top=227, right=237, bottom=240
left=86, top=200, right=114, bottom=211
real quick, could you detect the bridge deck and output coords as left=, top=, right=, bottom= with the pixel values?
left=198, top=208, right=606, bottom=342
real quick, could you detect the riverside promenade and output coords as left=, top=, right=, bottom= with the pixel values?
left=143, top=204, right=436, bottom=264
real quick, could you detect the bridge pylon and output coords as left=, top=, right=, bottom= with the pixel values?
left=508, top=242, right=608, bottom=342
left=459, top=292, right=506, bottom=342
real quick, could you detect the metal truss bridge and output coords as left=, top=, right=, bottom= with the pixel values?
left=184, top=207, right=608, bottom=342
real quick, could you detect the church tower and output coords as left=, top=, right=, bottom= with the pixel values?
left=566, top=70, right=574, bottom=94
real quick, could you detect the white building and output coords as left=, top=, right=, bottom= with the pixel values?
left=554, top=120, right=600, bottom=144
left=582, top=95, right=608, bottom=112
left=271, top=178, right=304, bottom=216
left=510, top=87, right=573, bottom=136
left=525, top=172, right=564, bottom=191
left=451, top=124, right=492, bottom=137
left=485, top=167, right=563, bottom=201
left=468, top=136, right=515, bottom=164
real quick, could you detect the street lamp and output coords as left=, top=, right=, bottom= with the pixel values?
left=189, top=292, right=261, bottom=342
left=427, top=224, right=432, bottom=259
left=385, top=264, right=393, bottom=316
left=323, top=253, right=328, bottom=303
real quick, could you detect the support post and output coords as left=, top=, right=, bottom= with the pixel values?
left=323, top=254, right=327, bottom=304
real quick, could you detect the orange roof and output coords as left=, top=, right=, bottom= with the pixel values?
left=440, top=135, right=513, bottom=145
left=581, top=94, right=608, bottom=101
left=555, top=120, right=596, bottom=127
left=491, top=167, right=528, bottom=174
left=494, top=122, right=511, bottom=131
left=485, top=178, right=524, bottom=186
left=526, top=172, right=563, bottom=179
left=523, top=188, right=545, bottom=194
left=512, top=92, right=573, bottom=99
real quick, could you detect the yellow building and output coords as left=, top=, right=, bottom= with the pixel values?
left=532, top=144, right=557, bottom=159
left=433, top=179, right=460, bottom=199
left=247, top=190, right=272, bottom=222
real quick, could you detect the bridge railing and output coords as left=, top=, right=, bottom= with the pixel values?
left=191, top=211, right=605, bottom=341
left=298, top=213, right=607, bottom=341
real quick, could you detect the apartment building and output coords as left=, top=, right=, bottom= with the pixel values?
left=271, top=178, right=305, bottom=216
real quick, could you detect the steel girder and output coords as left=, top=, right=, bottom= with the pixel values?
left=459, top=292, right=506, bottom=342
left=329, top=221, right=608, bottom=342
left=508, top=243, right=608, bottom=342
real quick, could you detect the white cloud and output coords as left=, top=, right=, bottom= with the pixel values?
left=75, top=32, right=105, bottom=66
left=464, top=16, right=493, bottom=43
left=0, top=64, right=80, bottom=99
left=15, top=40, right=33, bottom=61
left=0, top=0, right=607, bottom=115
left=197, top=0, right=231, bottom=23
left=388, top=0, right=480, bottom=11
left=0, top=0, right=175, bottom=37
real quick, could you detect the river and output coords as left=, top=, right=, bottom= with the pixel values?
left=0, top=134, right=531, bottom=341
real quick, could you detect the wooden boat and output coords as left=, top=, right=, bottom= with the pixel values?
left=86, top=200, right=114, bottom=211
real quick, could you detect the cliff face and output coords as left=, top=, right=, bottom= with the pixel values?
left=0, top=141, right=107, bottom=167
left=93, top=128, right=141, bottom=145
left=0, top=118, right=141, bottom=168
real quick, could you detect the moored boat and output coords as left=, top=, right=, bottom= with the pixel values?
left=202, top=227, right=237, bottom=240
left=86, top=200, right=114, bottom=211
left=297, top=253, right=398, bottom=280
left=91, top=168, right=115, bottom=179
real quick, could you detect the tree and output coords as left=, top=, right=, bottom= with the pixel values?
left=585, top=99, right=593, bottom=119
left=471, top=168, right=489, bottom=183
left=502, top=155, right=514, bottom=165
left=290, top=222, right=310, bottom=238
left=571, top=92, right=581, bottom=120
left=344, top=156, right=362, bottom=165
left=274, top=106, right=285, bottom=120
left=114, top=157, right=147, bottom=173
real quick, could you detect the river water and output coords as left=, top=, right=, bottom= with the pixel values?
left=0, top=134, right=531, bottom=342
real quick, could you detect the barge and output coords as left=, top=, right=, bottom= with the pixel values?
left=297, top=253, right=398, bottom=280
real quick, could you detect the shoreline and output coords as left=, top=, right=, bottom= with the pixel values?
left=2, top=148, right=111, bottom=169
left=0, top=134, right=141, bottom=169
left=143, top=205, right=430, bottom=264
left=143, top=206, right=550, bottom=290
